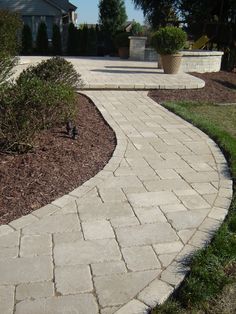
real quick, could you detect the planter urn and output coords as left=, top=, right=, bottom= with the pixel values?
left=161, top=53, right=183, bottom=74
left=118, top=47, right=129, bottom=59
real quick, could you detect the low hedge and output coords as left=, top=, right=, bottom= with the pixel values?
left=0, top=57, right=80, bottom=153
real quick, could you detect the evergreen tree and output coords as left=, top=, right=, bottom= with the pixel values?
left=36, top=22, right=48, bottom=55
left=77, top=28, right=83, bottom=55
left=80, top=24, right=89, bottom=55
left=99, top=0, right=127, bottom=53
left=21, top=24, right=33, bottom=55
left=52, top=24, right=62, bottom=55
left=87, top=27, right=98, bottom=56
left=99, top=0, right=128, bottom=36
left=0, top=10, right=22, bottom=56
left=67, top=23, right=78, bottom=55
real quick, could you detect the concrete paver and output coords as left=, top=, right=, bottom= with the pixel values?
left=0, top=87, right=232, bottom=313
left=18, top=56, right=205, bottom=90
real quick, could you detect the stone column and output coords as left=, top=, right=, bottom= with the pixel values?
left=129, top=36, right=147, bottom=61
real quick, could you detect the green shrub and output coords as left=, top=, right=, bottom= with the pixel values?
left=36, top=22, right=48, bottom=55
left=52, top=24, right=62, bottom=55
left=151, top=26, right=187, bottom=55
left=21, top=24, right=33, bottom=55
left=0, top=56, right=18, bottom=86
left=0, top=77, right=76, bottom=153
left=0, top=9, right=22, bottom=56
left=17, top=57, right=82, bottom=89
left=114, top=32, right=130, bottom=48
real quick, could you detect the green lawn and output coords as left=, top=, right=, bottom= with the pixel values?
left=151, top=101, right=236, bottom=314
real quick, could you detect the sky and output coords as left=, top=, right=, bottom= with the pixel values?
left=70, top=0, right=144, bottom=25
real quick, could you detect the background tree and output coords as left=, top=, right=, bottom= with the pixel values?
left=67, top=23, right=78, bottom=55
left=131, top=21, right=144, bottom=35
left=80, top=24, right=89, bottom=55
left=132, top=0, right=178, bottom=29
left=36, top=22, right=48, bottom=55
left=99, top=0, right=127, bottom=53
left=52, top=24, right=62, bottom=55
left=99, top=0, right=127, bottom=35
left=0, top=10, right=22, bottom=85
left=179, top=0, right=236, bottom=38
left=0, top=9, right=22, bottom=56
left=21, top=24, right=33, bottom=55
left=179, top=0, right=236, bottom=69
left=87, top=26, right=98, bottom=56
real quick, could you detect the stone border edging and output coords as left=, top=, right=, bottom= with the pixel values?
left=80, top=79, right=205, bottom=91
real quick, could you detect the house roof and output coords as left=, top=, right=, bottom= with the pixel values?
left=46, top=0, right=77, bottom=12
left=0, top=0, right=77, bottom=15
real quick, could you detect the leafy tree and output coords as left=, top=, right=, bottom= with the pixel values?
left=36, top=22, right=48, bottom=55
left=179, top=0, right=236, bottom=69
left=21, top=24, right=33, bottom=55
left=179, top=0, right=236, bottom=38
left=99, top=0, right=128, bottom=50
left=131, top=22, right=143, bottom=35
left=132, top=0, right=178, bottom=29
left=52, top=24, right=62, bottom=55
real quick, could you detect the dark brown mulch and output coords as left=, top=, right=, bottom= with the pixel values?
left=0, top=94, right=116, bottom=225
left=149, top=71, right=236, bottom=104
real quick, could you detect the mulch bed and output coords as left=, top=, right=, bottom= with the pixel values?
left=0, top=94, right=116, bottom=225
left=149, top=71, right=236, bottom=104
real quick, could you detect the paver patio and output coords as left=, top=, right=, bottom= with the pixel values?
left=0, top=59, right=233, bottom=314
left=18, top=56, right=205, bottom=90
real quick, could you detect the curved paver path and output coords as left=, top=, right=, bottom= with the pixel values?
left=0, top=90, right=232, bottom=314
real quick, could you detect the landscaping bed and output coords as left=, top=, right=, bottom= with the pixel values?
left=150, top=71, right=236, bottom=104
left=0, top=93, right=116, bottom=225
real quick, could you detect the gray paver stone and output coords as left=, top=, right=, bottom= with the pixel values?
left=122, top=246, right=161, bottom=271
left=0, top=285, right=15, bottom=314
left=0, top=256, right=53, bottom=285
left=115, top=300, right=149, bottom=314
left=16, top=281, right=54, bottom=301
left=55, top=265, right=93, bottom=294
left=15, top=294, right=99, bottom=314
left=94, top=270, right=159, bottom=307
left=138, top=279, right=174, bottom=307
left=116, top=223, right=178, bottom=247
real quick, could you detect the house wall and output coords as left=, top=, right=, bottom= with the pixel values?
left=0, top=0, right=62, bottom=40
left=0, top=0, right=61, bottom=16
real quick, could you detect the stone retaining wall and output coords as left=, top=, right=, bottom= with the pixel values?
left=129, top=37, right=223, bottom=73
left=179, top=50, right=224, bottom=73
left=129, top=36, right=147, bottom=61
left=143, top=49, right=223, bottom=73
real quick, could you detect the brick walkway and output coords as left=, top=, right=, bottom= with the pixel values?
left=0, top=90, right=232, bottom=314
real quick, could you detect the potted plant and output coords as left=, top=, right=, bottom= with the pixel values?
left=114, top=32, right=130, bottom=59
left=151, top=26, right=187, bottom=74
